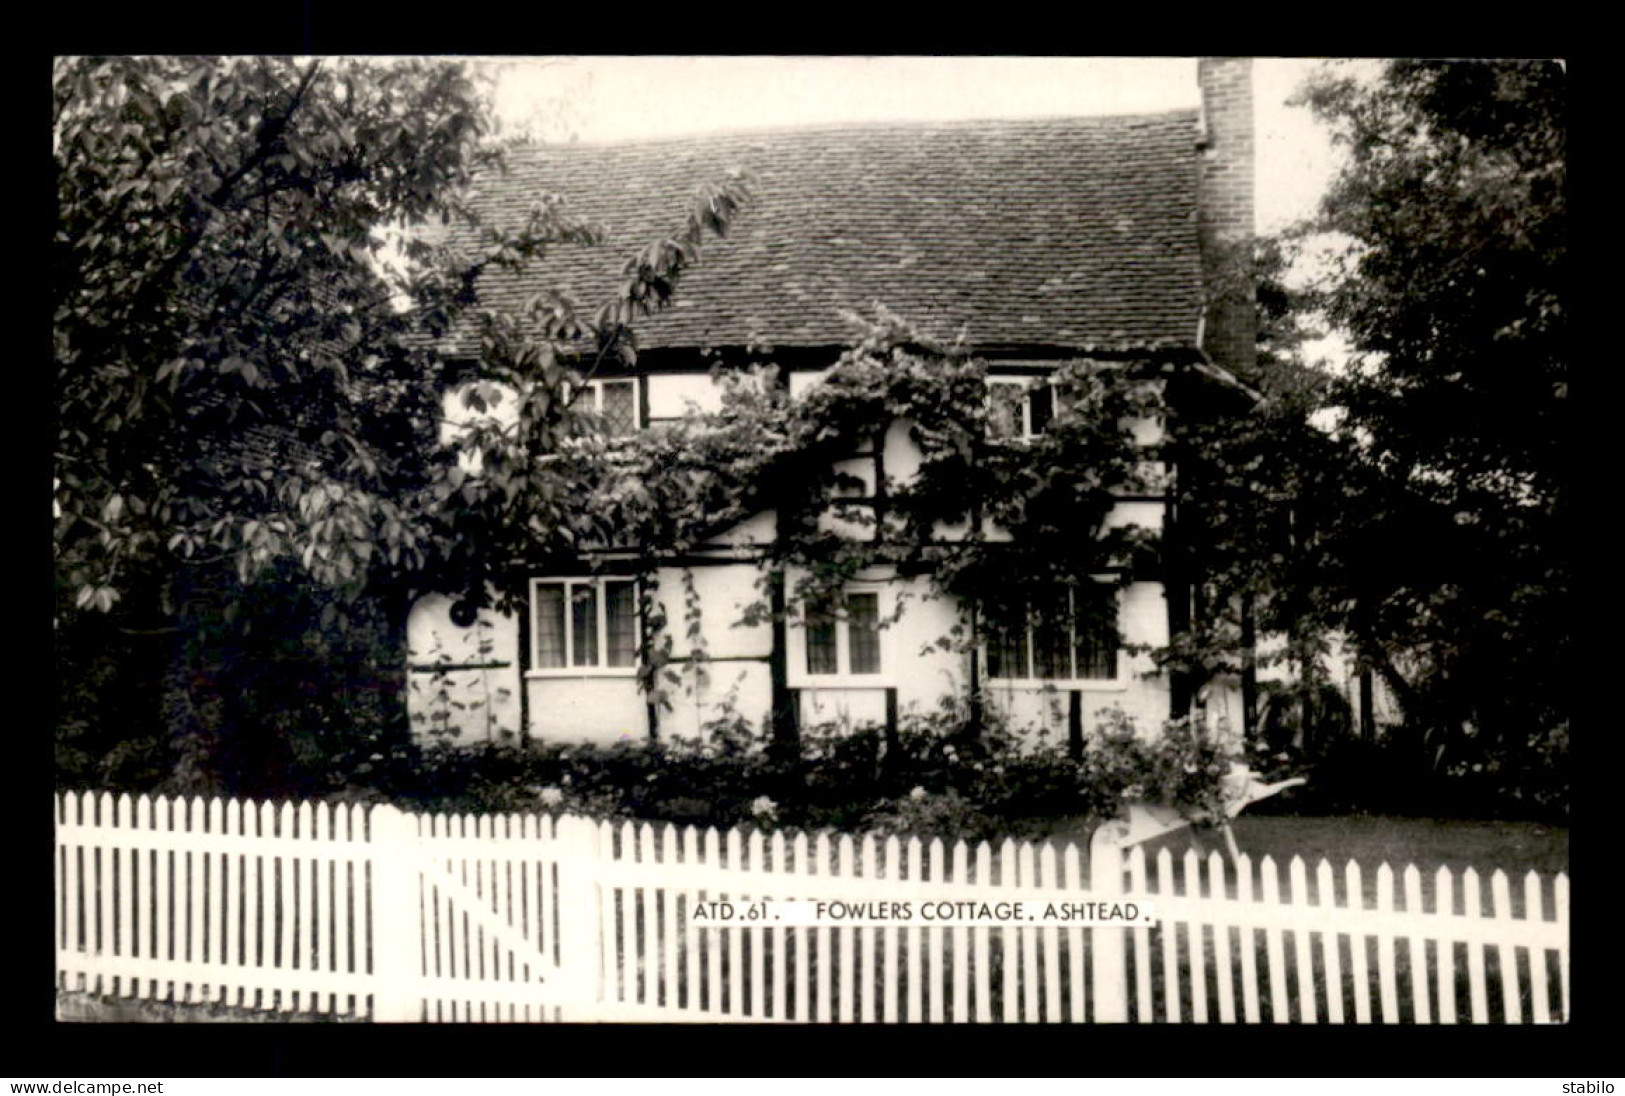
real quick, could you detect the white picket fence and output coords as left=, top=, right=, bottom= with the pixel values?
left=54, top=791, right=1568, bottom=1023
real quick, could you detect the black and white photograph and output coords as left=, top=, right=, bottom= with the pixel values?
left=50, top=56, right=1569, bottom=1033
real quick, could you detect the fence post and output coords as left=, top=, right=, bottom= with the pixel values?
left=369, top=804, right=422, bottom=1022
left=554, top=813, right=604, bottom=1021
left=1089, top=820, right=1131, bottom=1022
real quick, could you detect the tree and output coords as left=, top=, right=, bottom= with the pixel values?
left=1180, top=60, right=1568, bottom=811
left=1167, top=237, right=1363, bottom=754
left=1302, top=61, right=1565, bottom=514
left=53, top=57, right=747, bottom=793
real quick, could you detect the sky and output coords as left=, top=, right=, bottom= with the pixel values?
left=484, top=56, right=1361, bottom=236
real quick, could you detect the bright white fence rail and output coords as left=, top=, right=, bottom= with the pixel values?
left=54, top=791, right=1568, bottom=1023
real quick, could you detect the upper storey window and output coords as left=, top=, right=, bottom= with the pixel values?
left=987, top=378, right=1056, bottom=441
left=570, top=378, right=640, bottom=436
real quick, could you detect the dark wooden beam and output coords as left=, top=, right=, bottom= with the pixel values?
left=768, top=567, right=796, bottom=755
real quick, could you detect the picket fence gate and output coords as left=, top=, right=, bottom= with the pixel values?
left=54, top=791, right=1569, bottom=1023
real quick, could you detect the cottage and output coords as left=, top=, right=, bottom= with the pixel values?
left=406, top=58, right=1261, bottom=749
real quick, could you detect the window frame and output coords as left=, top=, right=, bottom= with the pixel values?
left=568, top=377, right=642, bottom=436
left=986, top=376, right=1059, bottom=441
left=526, top=576, right=641, bottom=678
left=982, top=582, right=1124, bottom=689
left=789, top=582, right=891, bottom=686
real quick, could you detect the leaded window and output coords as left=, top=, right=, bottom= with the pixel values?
left=803, top=589, right=883, bottom=677
left=531, top=577, right=638, bottom=672
left=986, top=585, right=1119, bottom=681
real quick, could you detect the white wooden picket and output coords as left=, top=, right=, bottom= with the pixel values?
left=56, top=791, right=1568, bottom=1023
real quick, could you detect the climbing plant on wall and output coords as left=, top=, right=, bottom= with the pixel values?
left=518, top=310, right=1172, bottom=719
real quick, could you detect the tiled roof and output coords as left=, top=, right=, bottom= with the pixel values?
left=437, top=112, right=1206, bottom=358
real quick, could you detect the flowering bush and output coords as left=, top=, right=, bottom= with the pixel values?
left=1080, top=709, right=1237, bottom=823
left=866, top=787, right=1010, bottom=841
left=351, top=698, right=1242, bottom=842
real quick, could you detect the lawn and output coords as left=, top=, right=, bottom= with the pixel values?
left=1133, top=813, right=1568, bottom=878
left=1043, top=812, right=1568, bottom=1024
left=1050, top=811, right=1567, bottom=920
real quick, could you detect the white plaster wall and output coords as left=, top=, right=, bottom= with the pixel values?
left=1101, top=499, right=1164, bottom=533
left=648, top=373, right=724, bottom=419
left=983, top=686, right=1072, bottom=739
left=882, top=418, right=924, bottom=487
left=1127, top=409, right=1165, bottom=448
left=405, top=593, right=522, bottom=744
left=985, top=688, right=1171, bottom=744
left=816, top=502, right=879, bottom=540
left=831, top=456, right=876, bottom=496
left=1131, top=460, right=1170, bottom=495
left=788, top=368, right=830, bottom=400
left=407, top=667, right=522, bottom=745
left=1121, top=578, right=1170, bottom=664
left=703, top=511, right=776, bottom=548
left=659, top=661, right=775, bottom=741
left=406, top=592, right=519, bottom=666
left=652, top=563, right=774, bottom=661
left=524, top=677, right=648, bottom=745
left=885, top=580, right=968, bottom=710
left=800, top=688, right=888, bottom=729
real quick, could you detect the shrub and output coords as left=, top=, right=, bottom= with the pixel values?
left=338, top=699, right=1241, bottom=845
left=866, top=787, right=1013, bottom=842
left=1262, top=720, right=1568, bottom=823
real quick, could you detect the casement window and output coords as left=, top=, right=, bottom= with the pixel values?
left=985, top=585, right=1119, bottom=683
left=529, top=577, right=638, bottom=674
left=568, top=378, right=640, bottom=436
left=802, top=589, right=883, bottom=677
left=987, top=378, right=1056, bottom=440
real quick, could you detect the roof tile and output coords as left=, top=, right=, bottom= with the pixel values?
left=437, top=112, right=1205, bottom=356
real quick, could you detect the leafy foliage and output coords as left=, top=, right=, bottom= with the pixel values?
left=1301, top=60, right=1565, bottom=509
left=1298, top=61, right=1567, bottom=786
left=324, top=697, right=1235, bottom=843
left=1172, top=61, right=1568, bottom=815
left=536, top=310, right=1167, bottom=718
left=57, top=58, right=514, bottom=610
left=53, top=57, right=748, bottom=793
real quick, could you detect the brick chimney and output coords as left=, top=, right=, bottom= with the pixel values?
left=1196, top=57, right=1256, bottom=381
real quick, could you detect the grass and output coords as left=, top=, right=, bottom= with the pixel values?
left=1042, top=811, right=1568, bottom=925
left=1195, top=813, right=1566, bottom=877
left=601, top=812, right=1571, bottom=1023
left=1061, top=812, right=1570, bottom=1024
left=1054, top=812, right=1568, bottom=878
